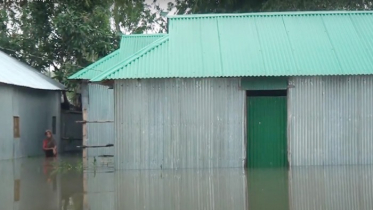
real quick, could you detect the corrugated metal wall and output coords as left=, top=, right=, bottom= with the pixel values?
left=84, top=84, right=114, bottom=157
left=288, top=76, right=373, bottom=166
left=114, top=78, right=245, bottom=169
left=115, top=169, right=247, bottom=210
left=289, top=165, right=373, bottom=210
left=0, top=84, right=13, bottom=160
left=0, top=84, right=61, bottom=160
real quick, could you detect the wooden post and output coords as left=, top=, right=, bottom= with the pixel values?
left=81, top=82, right=89, bottom=210
left=82, top=109, right=88, bottom=159
left=82, top=108, right=88, bottom=210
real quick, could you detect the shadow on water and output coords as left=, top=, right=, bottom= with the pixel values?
left=2, top=156, right=373, bottom=210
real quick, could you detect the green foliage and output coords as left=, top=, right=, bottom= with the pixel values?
left=169, top=0, right=373, bottom=14
left=169, top=0, right=260, bottom=14
left=50, top=160, right=84, bottom=175
left=261, top=0, right=373, bottom=11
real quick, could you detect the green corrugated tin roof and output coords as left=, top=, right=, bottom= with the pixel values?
left=68, top=49, right=121, bottom=80
left=92, top=11, right=373, bottom=81
left=68, top=34, right=166, bottom=80
left=120, top=34, right=166, bottom=55
left=91, top=35, right=170, bottom=81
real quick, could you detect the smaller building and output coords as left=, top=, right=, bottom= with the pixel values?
left=0, top=51, right=64, bottom=160
left=69, top=34, right=165, bottom=159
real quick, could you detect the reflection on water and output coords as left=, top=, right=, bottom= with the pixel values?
left=1, top=156, right=373, bottom=210
left=248, top=168, right=289, bottom=210
left=115, top=169, right=247, bottom=210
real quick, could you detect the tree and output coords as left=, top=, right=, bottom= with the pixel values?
left=169, top=0, right=373, bottom=14
left=0, top=0, right=165, bottom=107
left=112, top=0, right=166, bottom=34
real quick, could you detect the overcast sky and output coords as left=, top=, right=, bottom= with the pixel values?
left=149, top=0, right=174, bottom=12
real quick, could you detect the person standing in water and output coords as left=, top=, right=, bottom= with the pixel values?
left=43, top=130, right=57, bottom=157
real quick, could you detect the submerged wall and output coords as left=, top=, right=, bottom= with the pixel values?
left=288, top=76, right=373, bottom=166
left=82, top=83, right=114, bottom=157
left=0, top=84, right=61, bottom=160
left=114, top=78, right=246, bottom=169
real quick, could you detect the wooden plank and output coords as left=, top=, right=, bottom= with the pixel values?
left=76, top=120, right=113, bottom=124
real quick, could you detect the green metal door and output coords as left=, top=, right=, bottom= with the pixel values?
left=247, top=96, right=287, bottom=168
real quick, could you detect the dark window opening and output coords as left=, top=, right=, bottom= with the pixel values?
left=52, top=116, right=56, bottom=134
left=246, top=90, right=287, bottom=97
left=13, top=116, right=20, bottom=138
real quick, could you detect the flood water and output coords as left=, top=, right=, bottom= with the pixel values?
left=1, top=156, right=373, bottom=210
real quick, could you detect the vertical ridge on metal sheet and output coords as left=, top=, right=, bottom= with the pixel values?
left=289, top=76, right=373, bottom=166
left=114, top=78, right=245, bottom=169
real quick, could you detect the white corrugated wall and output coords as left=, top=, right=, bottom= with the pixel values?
left=114, top=78, right=246, bottom=169
left=288, top=76, right=373, bottom=166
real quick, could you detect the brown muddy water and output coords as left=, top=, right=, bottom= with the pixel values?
left=1, top=156, right=373, bottom=210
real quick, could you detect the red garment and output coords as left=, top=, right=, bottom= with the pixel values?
left=43, top=139, right=57, bottom=157
left=43, top=139, right=49, bottom=150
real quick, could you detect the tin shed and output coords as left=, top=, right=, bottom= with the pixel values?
left=92, top=11, right=373, bottom=169
left=69, top=34, right=166, bottom=159
left=0, top=51, right=64, bottom=160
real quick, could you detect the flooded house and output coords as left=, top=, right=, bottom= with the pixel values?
left=0, top=51, right=64, bottom=160
left=82, top=11, right=373, bottom=170
left=69, top=34, right=166, bottom=160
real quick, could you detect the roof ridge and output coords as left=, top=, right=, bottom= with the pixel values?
left=91, top=35, right=169, bottom=82
left=68, top=49, right=120, bottom=80
left=168, top=10, right=373, bottom=19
